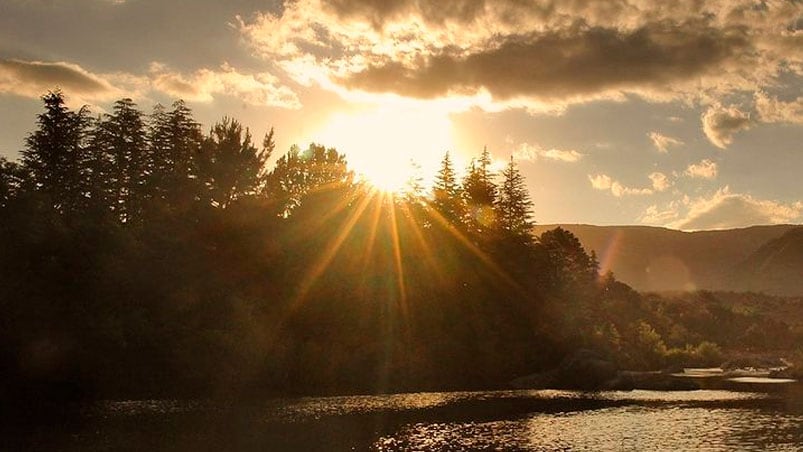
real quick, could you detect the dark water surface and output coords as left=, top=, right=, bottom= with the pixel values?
left=6, top=389, right=803, bottom=451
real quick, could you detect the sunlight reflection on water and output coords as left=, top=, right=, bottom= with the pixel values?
left=376, top=405, right=803, bottom=451
left=73, top=389, right=803, bottom=451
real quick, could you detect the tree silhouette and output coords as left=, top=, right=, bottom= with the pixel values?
left=199, top=118, right=273, bottom=209
left=432, top=151, right=464, bottom=224
left=88, top=98, right=149, bottom=222
left=496, top=157, right=533, bottom=239
left=264, top=143, right=351, bottom=216
left=462, top=147, right=497, bottom=233
left=21, top=91, right=91, bottom=214
left=0, top=157, right=24, bottom=209
left=146, top=100, right=203, bottom=212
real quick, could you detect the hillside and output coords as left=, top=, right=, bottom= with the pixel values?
left=532, top=224, right=800, bottom=293
left=731, top=227, right=803, bottom=296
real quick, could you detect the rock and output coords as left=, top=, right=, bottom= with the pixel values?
left=511, top=349, right=619, bottom=390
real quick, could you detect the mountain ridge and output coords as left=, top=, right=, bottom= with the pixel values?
left=531, top=223, right=802, bottom=294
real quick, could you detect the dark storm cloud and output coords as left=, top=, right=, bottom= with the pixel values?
left=340, top=21, right=752, bottom=102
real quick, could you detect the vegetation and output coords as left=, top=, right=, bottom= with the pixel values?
left=0, top=91, right=799, bottom=401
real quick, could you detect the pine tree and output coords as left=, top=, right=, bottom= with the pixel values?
left=21, top=91, right=92, bottom=214
left=146, top=100, right=203, bottom=211
left=432, top=151, right=464, bottom=224
left=462, top=146, right=497, bottom=233
left=496, top=156, right=534, bottom=238
left=88, top=98, right=149, bottom=222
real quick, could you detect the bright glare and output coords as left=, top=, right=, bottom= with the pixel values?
left=311, top=105, right=455, bottom=192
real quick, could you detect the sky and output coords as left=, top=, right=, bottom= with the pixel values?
left=1, top=0, right=801, bottom=230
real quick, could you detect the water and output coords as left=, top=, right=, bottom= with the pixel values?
left=7, top=389, right=803, bottom=451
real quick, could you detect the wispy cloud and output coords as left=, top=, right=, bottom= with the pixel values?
left=589, top=173, right=654, bottom=197
left=685, top=159, right=718, bottom=179
left=755, top=92, right=803, bottom=125
left=149, top=62, right=301, bottom=108
left=648, top=131, right=683, bottom=153
left=513, top=142, right=583, bottom=163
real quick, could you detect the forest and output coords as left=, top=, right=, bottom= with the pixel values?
left=1, top=92, right=801, bottom=401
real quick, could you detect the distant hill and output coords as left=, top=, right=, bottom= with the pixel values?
left=531, top=224, right=801, bottom=294
left=731, top=227, right=803, bottom=296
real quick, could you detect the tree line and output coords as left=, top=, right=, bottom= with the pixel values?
left=0, top=91, right=737, bottom=400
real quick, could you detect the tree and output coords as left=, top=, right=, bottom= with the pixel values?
left=88, top=98, right=149, bottom=222
left=0, top=157, right=26, bottom=208
left=263, top=143, right=351, bottom=216
left=21, top=91, right=92, bottom=214
left=199, top=118, right=273, bottom=209
left=462, top=147, right=497, bottom=233
left=539, top=227, right=598, bottom=287
left=431, top=151, right=464, bottom=224
left=495, top=157, right=533, bottom=238
left=146, top=100, right=204, bottom=211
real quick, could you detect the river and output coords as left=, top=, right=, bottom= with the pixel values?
left=8, top=388, right=803, bottom=450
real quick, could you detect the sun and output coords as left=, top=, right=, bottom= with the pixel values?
left=310, top=104, right=456, bottom=192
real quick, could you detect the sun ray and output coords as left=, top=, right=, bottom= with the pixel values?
left=423, top=205, right=525, bottom=295
left=387, top=194, right=408, bottom=316
left=292, top=189, right=377, bottom=307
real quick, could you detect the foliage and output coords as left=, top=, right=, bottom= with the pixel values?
left=2, top=92, right=795, bottom=401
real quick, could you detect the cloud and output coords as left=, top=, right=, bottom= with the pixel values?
left=685, top=159, right=718, bottom=179
left=513, top=142, right=583, bottom=163
left=149, top=63, right=301, bottom=108
left=648, top=172, right=672, bottom=192
left=639, top=203, right=681, bottom=225
left=340, top=22, right=752, bottom=103
left=648, top=131, right=683, bottom=153
left=239, top=0, right=802, bottom=110
left=0, top=58, right=117, bottom=100
left=701, top=104, right=752, bottom=148
left=589, top=173, right=653, bottom=197
left=667, top=187, right=803, bottom=230
left=0, top=58, right=300, bottom=109
left=755, top=92, right=803, bottom=125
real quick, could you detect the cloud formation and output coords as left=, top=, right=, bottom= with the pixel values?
left=685, top=159, right=718, bottom=179
left=149, top=63, right=301, bottom=108
left=648, top=172, right=672, bottom=192
left=589, top=173, right=653, bottom=197
left=641, top=187, right=802, bottom=230
left=0, top=58, right=299, bottom=109
left=513, top=142, right=583, bottom=163
left=648, top=131, right=683, bottom=153
left=701, top=104, right=752, bottom=148
left=240, top=0, right=803, bottom=111
left=673, top=187, right=803, bottom=230
left=0, top=59, right=117, bottom=100
left=755, top=92, right=803, bottom=124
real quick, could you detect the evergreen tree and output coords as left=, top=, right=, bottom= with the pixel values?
left=0, top=157, right=25, bottom=209
left=21, top=91, right=92, bottom=214
left=496, top=156, right=534, bottom=239
left=432, top=151, right=464, bottom=224
left=462, top=147, right=498, bottom=233
left=89, top=98, right=149, bottom=222
left=199, top=119, right=273, bottom=209
left=146, top=100, right=203, bottom=211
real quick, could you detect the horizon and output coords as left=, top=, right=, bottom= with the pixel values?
left=1, top=0, right=802, bottom=229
